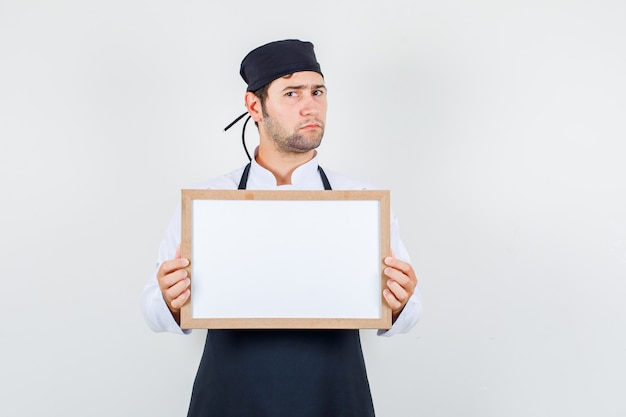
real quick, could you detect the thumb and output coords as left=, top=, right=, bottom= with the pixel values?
left=175, top=244, right=181, bottom=259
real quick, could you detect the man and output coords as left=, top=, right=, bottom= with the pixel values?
left=141, top=39, right=422, bottom=417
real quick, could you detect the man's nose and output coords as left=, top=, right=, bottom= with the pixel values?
left=300, top=94, right=319, bottom=116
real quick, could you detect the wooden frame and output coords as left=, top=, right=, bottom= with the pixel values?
left=180, top=189, right=391, bottom=329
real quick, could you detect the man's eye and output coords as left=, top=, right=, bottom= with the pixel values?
left=313, top=90, right=324, bottom=96
left=285, top=91, right=297, bottom=97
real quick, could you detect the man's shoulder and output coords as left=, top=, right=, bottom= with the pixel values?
left=322, top=168, right=380, bottom=191
left=186, top=166, right=247, bottom=190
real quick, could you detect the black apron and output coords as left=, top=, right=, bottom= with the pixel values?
left=186, top=164, right=375, bottom=417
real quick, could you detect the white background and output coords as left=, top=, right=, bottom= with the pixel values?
left=1, top=1, right=625, bottom=416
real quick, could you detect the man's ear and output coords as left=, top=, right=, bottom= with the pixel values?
left=245, top=92, right=263, bottom=123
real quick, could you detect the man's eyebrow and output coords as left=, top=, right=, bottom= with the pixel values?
left=281, top=84, right=327, bottom=92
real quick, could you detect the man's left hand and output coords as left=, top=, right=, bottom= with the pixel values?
left=382, top=255, right=418, bottom=322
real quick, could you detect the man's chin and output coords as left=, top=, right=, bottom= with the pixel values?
left=288, top=137, right=323, bottom=153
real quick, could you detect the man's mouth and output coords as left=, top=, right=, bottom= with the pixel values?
left=299, top=120, right=323, bottom=130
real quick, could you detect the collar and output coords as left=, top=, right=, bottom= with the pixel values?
left=247, top=148, right=322, bottom=189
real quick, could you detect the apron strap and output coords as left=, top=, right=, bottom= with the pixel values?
left=317, top=166, right=332, bottom=190
left=237, top=162, right=252, bottom=190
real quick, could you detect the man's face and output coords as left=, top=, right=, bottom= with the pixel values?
left=259, top=71, right=327, bottom=154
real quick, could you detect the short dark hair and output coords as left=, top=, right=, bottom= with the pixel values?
left=254, top=84, right=269, bottom=112
left=252, top=84, right=270, bottom=128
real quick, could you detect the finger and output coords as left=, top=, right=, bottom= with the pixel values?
left=383, top=288, right=402, bottom=311
left=384, top=256, right=413, bottom=275
left=164, top=276, right=191, bottom=303
left=384, top=266, right=416, bottom=297
left=384, top=266, right=412, bottom=287
left=158, top=257, right=189, bottom=278
left=159, top=268, right=188, bottom=290
left=386, top=279, right=409, bottom=304
left=175, top=245, right=181, bottom=260
left=170, top=289, right=191, bottom=310
left=384, top=257, right=418, bottom=287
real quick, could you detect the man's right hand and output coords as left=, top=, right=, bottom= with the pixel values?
left=156, top=246, right=190, bottom=324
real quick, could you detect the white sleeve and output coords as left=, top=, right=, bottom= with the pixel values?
left=377, top=211, right=423, bottom=337
left=139, top=206, right=191, bottom=335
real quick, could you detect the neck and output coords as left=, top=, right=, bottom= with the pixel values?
left=256, top=142, right=316, bottom=186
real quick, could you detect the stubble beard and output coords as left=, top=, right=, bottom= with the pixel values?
left=263, top=110, right=325, bottom=154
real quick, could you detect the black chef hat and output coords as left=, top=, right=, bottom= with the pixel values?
left=240, top=39, right=323, bottom=92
